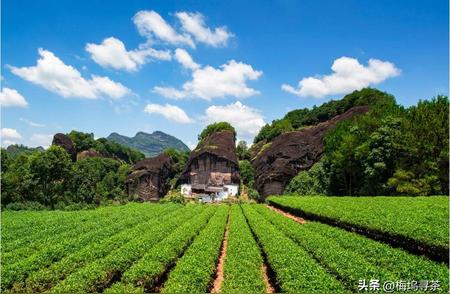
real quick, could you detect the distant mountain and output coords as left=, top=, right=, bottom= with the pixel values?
left=3, top=144, right=44, bottom=159
left=107, top=131, right=190, bottom=157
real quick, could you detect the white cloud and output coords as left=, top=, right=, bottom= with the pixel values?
left=281, top=56, right=401, bottom=98
left=144, top=103, right=193, bottom=123
left=89, top=75, right=131, bottom=99
left=30, top=133, right=53, bottom=148
left=86, top=37, right=171, bottom=71
left=153, top=52, right=262, bottom=100
left=0, top=87, right=28, bottom=107
left=0, top=128, right=22, bottom=140
left=133, top=10, right=194, bottom=48
left=186, top=141, right=196, bottom=150
left=153, top=86, right=187, bottom=99
left=202, top=101, right=265, bottom=141
left=2, top=140, right=16, bottom=146
left=20, top=118, right=45, bottom=128
left=8, top=48, right=131, bottom=99
left=175, top=12, right=233, bottom=47
left=174, top=48, right=200, bottom=70
left=1, top=128, right=22, bottom=146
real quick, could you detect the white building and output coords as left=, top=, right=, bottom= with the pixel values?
left=181, top=183, right=238, bottom=202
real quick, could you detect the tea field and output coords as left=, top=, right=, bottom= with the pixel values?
left=1, top=197, right=449, bottom=293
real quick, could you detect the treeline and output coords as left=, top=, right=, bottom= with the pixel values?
left=286, top=93, right=449, bottom=196
left=254, top=88, right=395, bottom=144
left=68, top=131, right=144, bottom=164
left=1, top=131, right=147, bottom=210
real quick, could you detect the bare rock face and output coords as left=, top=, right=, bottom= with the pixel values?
left=52, top=133, right=77, bottom=162
left=77, top=149, right=103, bottom=161
left=125, top=153, right=175, bottom=201
left=253, top=106, right=370, bottom=198
left=179, top=130, right=240, bottom=187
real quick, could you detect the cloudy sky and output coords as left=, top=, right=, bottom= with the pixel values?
left=1, top=0, right=448, bottom=148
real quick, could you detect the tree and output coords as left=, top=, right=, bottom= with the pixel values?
left=285, top=160, right=329, bottom=195
left=1, top=154, right=33, bottom=206
left=68, top=130, right=98, bottom=152
left=70, top=157, right=121, bottom=204
left=28, top=146, right=73, bottom=209
left=198, top=122, right=236, bottom=141
left=236, top=140, right=250, bottom=160
left=254, top=88, right=396, bottom=144
left=163, top=148, right=190, bottom=188
left=239, top=160, right=255, bottom=186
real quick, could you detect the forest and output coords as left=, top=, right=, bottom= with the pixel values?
left=1, top=88, right=448, bottom=210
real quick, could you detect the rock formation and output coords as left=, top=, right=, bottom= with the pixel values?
left=179, top=130, right=240, bottom=191
left=253, top=106, right=370, bottom=198
left=125, top=153, right=175, bottom=201
left=52, top=133, right=77, bottom=162
left=77, top=149, right=103, bottom=161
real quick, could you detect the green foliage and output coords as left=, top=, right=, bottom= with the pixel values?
left=96, top=138, right=144, bottom=164
left=236, top=140, right=250, bottom=160
left=22, top=204, right=178, bottom=292
left=28, top=146, right=73, bottom=209
left=163, top=148, right=189, bottom=189
left=160, top=190, right=186, bottom=204
left=2, top=144, right=44, bottom=159
left=4, top=201, right=46, bottom=211
left=2, top=203, right=448, bottom=293
left=68, top=130, right=144, bottom=164
left=253, top=118, right=293, bottom=143
left=51, top=206, right=204, bottom=293
left=255, top=204, right=448, bottom=292
left=198, top=122, right=236, bottom=142
left=387, top=169, right=441, bottom=196
left=1, top=154, right=34, bottom=206
left=268, top=196, right=450, bottom=250
left=1, top=204, right=181, bottom=292
left=241, top=204, right=347, bottom=293
left=247, top=187, right=261, bottom=201
left=222, top=205, right=266, bottom=293
left=120, top=207, right=216, bottom=292
left=323, top=95, right=448, bottom=196
left=1, top=146, right=134, bottom=209
left=254, top=87, right=394, bottom=143
left=285, top=160, right=328, bottom=195
left=239, top=160, right=255, bottom=187
left=70, top=157, right=127, bottom=204
left=68, top=130, right=98, bottom=152
left=162, top=206, right=228, bottom=293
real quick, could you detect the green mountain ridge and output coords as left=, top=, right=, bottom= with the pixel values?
left=107, top=131, right=190, bottom=157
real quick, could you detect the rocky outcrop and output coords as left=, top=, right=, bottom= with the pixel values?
left=77, top=149, right=103, bottom=161
left=253, top=106, right=370, bottom=198
left=125, top=153, right=175, bottom=201
left=179, top=130, right=240, bottom=187
left=52, top=133, right=77, bottom=162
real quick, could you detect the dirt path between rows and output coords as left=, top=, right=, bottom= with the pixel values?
left=266, top=205, right=307, bottom=224
left=211, top=220, right=229, bottom=293
left=261, top=264, right=275, bottom=293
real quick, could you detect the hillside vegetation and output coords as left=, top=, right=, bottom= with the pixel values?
left=1, top=130, right=146, bottom=210
left=252, top=88, right=449, bottom=197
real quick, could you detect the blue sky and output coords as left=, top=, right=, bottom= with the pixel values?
left=1, top=0, right=448, bottom=149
